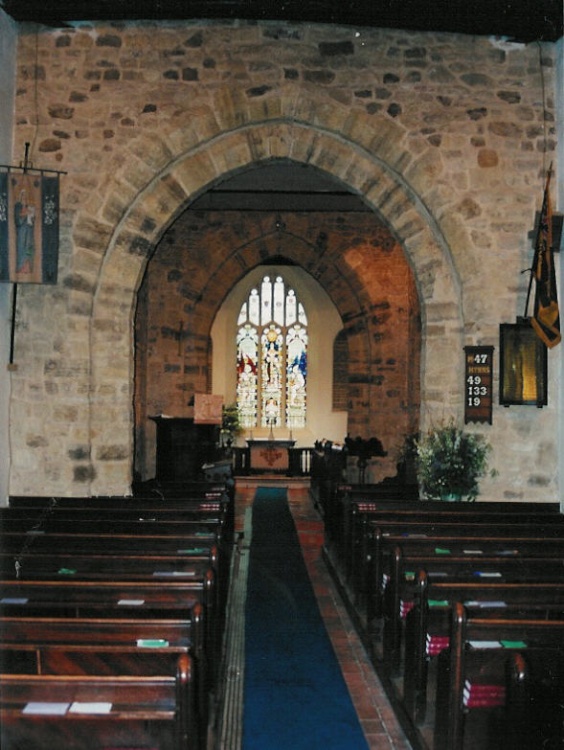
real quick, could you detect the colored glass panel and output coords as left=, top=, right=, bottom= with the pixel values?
left=236, top=275, right=308, bottom=429
left=236, top=324, right=258, bottom=428
left=286, top=325, right=308, bottom=429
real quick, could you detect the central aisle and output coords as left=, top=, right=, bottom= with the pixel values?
left=216, top=481, right=413, bottom=750
left=242, top=487, right=369, bottom=749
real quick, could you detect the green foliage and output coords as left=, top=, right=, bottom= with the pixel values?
left=221, top=403, right=242, bottom=440
left=415, top=420, right=492, bottom=501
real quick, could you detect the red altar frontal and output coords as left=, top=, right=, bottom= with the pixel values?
left=246, top=439, right=296, bottom=474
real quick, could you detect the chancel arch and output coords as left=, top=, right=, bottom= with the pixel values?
left=88, top=118, right=461, bottom=494
left=133, top=164, right=423, bottom=482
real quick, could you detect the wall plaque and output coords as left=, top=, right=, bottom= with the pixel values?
left=464, top=346, right=494, bottom=424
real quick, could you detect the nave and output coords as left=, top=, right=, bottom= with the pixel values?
left=216, top=481, right=413, bottom=750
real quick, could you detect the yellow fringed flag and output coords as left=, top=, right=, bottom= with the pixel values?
left=531, top=169, right=561, bottom=348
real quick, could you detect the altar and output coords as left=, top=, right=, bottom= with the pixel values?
left=246, top=438, right=296, bottom=474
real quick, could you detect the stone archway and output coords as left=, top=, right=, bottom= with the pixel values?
left=89, top=120, right=463, bottom=494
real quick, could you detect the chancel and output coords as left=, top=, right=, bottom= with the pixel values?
left=0, top=1, right=563, bottom=750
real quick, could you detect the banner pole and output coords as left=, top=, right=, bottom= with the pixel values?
left=8, top=282, right=17, bottom=368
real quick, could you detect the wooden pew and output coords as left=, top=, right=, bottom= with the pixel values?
left=0, top=659, right=197, bottom=750
left=7, top=489, right=235, bottom=544
left=403, top=572, right=564, bottom=724
left=340, top=497, right=564, bottom=564
left=0, top=531, right=227, bottom=613
left=0, top=516, right=227, bottom=543
left=0, top=614, right=209, bottom=746
left=1, top=530, right=218, bottom=557
left=0, top=574, right=221, bottom=675
left=10, top=483, right=233, bottom=505
left=5, top=495, right=231, bottom=522
left=0, top=486, right=234, bottom=749
left=0, top=551, right=228, bottom=647
left=0, top=508, right=230, bottom=571
left=0, top=504, right=229, bottom=522
left=0, top=546, right=219, bottom=582
left=503, top=650, right=564, bottom=750
left=1, top=525, right=228, bottom=603
left=131, top=479, right=234, bottom=500
left=349, top=508, right=564, bottom=598
left=434, top=603, right=564, bottom=750
left=381, top=544, right=564, bottom=675
left=363, top=527, right=564, bottom=620
left=331, top=490, right=560, bottom=572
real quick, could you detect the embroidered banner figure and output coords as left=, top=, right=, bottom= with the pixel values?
left=530, top=169, right=560, bottom=348
left=0, top=169, right=59, bottom=284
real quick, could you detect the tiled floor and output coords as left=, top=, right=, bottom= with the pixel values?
left=233, top=481, right=413, bottom=750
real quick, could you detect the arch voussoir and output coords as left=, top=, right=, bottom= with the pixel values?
left=88, top=114, right=464, bottom=493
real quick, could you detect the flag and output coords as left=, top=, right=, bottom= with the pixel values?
left=530, top=170, right=560, bottom=348
left=0, top=169, right=59, bottom=284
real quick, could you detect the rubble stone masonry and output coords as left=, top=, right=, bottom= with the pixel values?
left=7, top=19, right=559, bottom=499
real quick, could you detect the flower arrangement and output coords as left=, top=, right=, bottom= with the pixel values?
left=415, top=420, right=492, bottom=501
left=220, top=403, right=242, bottom=448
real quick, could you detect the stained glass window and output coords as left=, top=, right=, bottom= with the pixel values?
left=236, top=275, right=308, bottom=429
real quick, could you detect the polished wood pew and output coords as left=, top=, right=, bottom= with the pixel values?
left=362, top=528, right=564, bottom=620
left=0, top=574, right=221, bottom=673
left=0, top=487, right=234, bottom=749
left=0, top=658, right=197, bottom=750
left=327, top=488, right=559, bottom=570
left=10, top=482, right=233, bottom=506
left=0, top=556, right=213, bottom=584
left=6, top=493, right=231, bottom=520
left=0, top=613, right=205, bottom=674
left=503, top=650, right=564, bottom=750
left=1, top=528, right=228, bottom=618
left=8, top=487, right=235, bottom=540
left=8, top=492, right=230, bottom=507
left=0, top=575, right=215, bottom=620
left=0, top=552, right=226, bottom=645
left=0, top=531, right=224, bottom=609
left=322, top=483, right=419, bottom=557
left=381, top=544, right=564, bottom=675
left=0, top=508, right=231, bottom=571
left=0, top=614, right=209, bottom=746
left=1, top=504, right=228, bottom=521
left=434, top=603, right=564, bottom=750
left=0, top=546, right=219, bottom=581
left=402, top=572, right=564, bottom=725
left=1, top=530, right=218, bottom=556
left=348, top=506, right=564, bottom=594
left=131, top=479, right=234, bottom=500
left=0, top=515, right=226, bottom=541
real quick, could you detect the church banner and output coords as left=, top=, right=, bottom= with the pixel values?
left=530, top=169, right=560, bottom=348
left=0, top=169, right=59, bottom=284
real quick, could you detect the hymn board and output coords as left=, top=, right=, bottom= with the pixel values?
left=464, top=346, right=493, bottom=424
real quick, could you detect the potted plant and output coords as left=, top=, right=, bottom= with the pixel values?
left=415, top=420, right=493, bottom=501
left=220, top=403, right=243, bottom=452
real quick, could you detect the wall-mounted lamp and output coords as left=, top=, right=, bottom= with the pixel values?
left=499, top=319, right=547, bottom=407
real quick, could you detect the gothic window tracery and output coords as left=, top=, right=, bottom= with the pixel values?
left=236, top=275, right=308, bottom=429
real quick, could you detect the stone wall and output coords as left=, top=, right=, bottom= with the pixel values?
left=0, top=10, right=17, bottom=504
left=6, top=19, right=560, bottom=500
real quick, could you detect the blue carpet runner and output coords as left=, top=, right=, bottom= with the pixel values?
left=243, top=487, right=369, bottom=749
